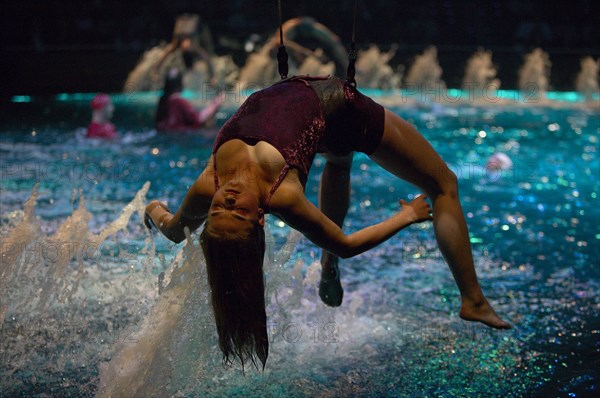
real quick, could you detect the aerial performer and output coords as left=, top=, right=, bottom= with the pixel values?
left=145, top=75, right=512, bottom=366
left=238, top=16, right=348, bottom=89
left=86, top=93, right=117, bottom=139
left=144, top=2, right=511, bottom=370
left=124, top=14, right=215, bottom=92
left=155, top=68, right=222, bottom=132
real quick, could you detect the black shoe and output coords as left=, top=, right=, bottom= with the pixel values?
left=144, top=212, right=156, bottom=229
left=319, top=258, right=343, bottom=307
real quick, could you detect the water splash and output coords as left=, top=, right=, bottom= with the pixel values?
left=211, top=55, right=240, bottom=88
left=2, top=84, right=598, bottom=397
left=462, top=49, right=501, bottom=98
left=123, top=47, right=169, bottom=92
left=1, top=182, right=150, bottom=321
left=237, top=46, right=339, bottom=91
left=96, top=227, right=306, bottom=396
left=356, top=44, right=402, bottom=89
left=123, top=50, right=234, bottom=94
left=297, top=49, right=336, bottom=77
left=0, top=185, right=42, bottom=322
left=404, top=46, right=446, bottom=92
left=97, top=229, right=214, bottom=397
left=0, top=183, right=153, bottom=395
left=123, top=14, right=216, bottom=93
left=518, top=48, right=551, bottom=99
left=237, top=46, right=280, bottom=90
left=575, top=56, right=599, bottom=102
left=237, top=37, right=342, bottom=90
left=96, top=229, right=450, bottom=397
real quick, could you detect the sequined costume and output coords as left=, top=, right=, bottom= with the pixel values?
left=213, top=76, right=384, bottom=203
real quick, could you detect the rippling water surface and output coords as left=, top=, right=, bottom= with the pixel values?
left=0, top=93, right=598, bottom=397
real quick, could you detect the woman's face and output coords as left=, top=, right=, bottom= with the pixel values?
left=208, top=180, right=264, bottom=234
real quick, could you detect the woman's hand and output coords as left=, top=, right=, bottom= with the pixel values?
left=144, top=200, right=170, bottom=230
left=400, top=195, right=433, bottom=224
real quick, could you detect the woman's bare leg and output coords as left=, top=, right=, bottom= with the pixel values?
left=370, top=110, right=511, bottom=329
left=318, top=153, right=353, bottom=307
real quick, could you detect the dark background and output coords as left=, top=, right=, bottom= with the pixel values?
left=1, top=0, right=598, bottom=96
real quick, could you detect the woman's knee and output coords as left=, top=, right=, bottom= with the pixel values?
left=439, top=167, right=459, bottom=196
left=427, top=166, right=458, bottom=198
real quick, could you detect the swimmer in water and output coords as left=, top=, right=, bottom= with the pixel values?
left=86, top=93, right=117, bottom=139
left=155, top=68, right=222, bottom=132
left=145, top=75, right=511, bottom=369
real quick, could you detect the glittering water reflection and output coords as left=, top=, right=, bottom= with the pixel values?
left=0, top=98, right=598, bottom=396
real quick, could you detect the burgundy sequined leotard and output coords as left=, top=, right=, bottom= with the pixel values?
left=213, top=76, right=384, bottom=207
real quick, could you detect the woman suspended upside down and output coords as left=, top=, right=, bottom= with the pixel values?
left=145, top=75, right=512, bottom=369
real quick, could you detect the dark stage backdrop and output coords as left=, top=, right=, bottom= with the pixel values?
left=1, top=0, right=598, bottom=96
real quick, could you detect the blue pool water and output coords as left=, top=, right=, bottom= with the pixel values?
left=0, top=92, right=598, bottom=397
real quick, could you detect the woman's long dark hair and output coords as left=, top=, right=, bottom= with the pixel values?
left=200, top=221, right=268, bottom=370
left=155, top=68, right=184, bottom=125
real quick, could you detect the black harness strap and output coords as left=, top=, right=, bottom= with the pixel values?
left=275, top=0, right=359, bottom=85
left=346, top=0, right=359, bottom=87
left=276, top=0, right=289, bottom=79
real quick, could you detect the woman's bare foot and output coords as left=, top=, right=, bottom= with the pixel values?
left=319, top=257, right=343, bottom=307
left=459, top=298, right=512, bottom=329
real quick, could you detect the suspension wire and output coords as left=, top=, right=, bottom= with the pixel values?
left=346, top=0, right=359, bottom=86
left=277, top=0, right=289, bottom=79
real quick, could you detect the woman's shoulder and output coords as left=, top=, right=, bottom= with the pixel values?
left=265, top=170, right=304, bottom=214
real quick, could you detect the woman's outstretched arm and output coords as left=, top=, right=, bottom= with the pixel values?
left=145, top=157, right=215, bottom=243
left=276, top=187, right=432, bottom=259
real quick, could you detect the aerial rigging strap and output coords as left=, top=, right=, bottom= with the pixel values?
left=277, top=0, right=289, bottom=79
left=276, top=0, right=360, bottom=86
left=346, top=0, right=359, bottom=86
